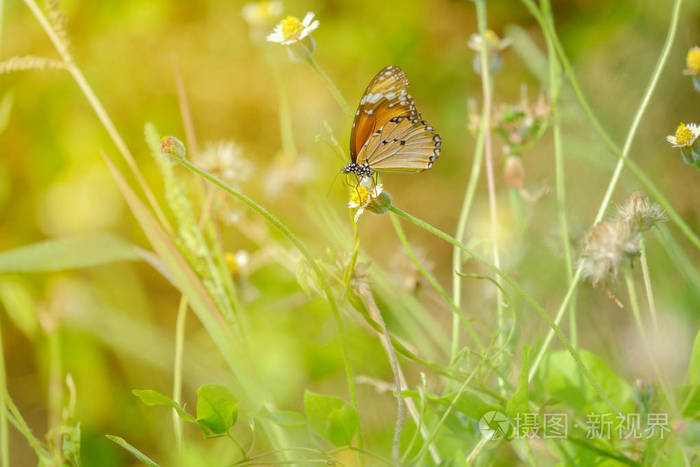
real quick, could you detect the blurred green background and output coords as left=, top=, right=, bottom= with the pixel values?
left=1, top=0, right=699, bottom=464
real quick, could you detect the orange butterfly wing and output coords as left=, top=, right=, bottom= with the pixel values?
left=349, top=65, right=418, bottom=162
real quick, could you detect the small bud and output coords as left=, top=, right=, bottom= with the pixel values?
left=366, top=191, right=392, bottom=215
left=160, top=136, right=186, bottom=162
left=503, top=155, right=525, bottom=189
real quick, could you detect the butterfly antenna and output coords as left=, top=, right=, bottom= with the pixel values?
left=325, top=169, right=343, bottom=200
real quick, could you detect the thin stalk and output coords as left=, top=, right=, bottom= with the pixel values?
left=179, top=158, right=361, bottom=445
left=46, top=325, right=62, bottom=462
left=452, top=104, right=487, bottom=362
left=474, top=0, right=504, bottom=358
left=22, top=0, right=173, bottom=234
left=522, top=0, right=700, bottom=251
left=306, top=55, right=353, bottom=118
left=390, top=213, right=484, bottom=352
left=639, top=238, right=659, bottom=331
left=389, top=205, right=623, bottom=416
left=542, top=0, right=576, bottom=347
left=623, top=269, right=677, bottom=413
left=0, top=324, right=8, bottom=467
left=409, top=366, right=479, bottom=465
left=527, top=0, right=683, bottom=381
left=465, top=435, right=490, bottom=466
left=172, top=296, right=188, bottom=453
left=353, top=282, right=403, bottom=466
left=266, top=51, right=297, bottom=157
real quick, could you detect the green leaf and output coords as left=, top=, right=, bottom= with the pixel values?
left=0, top=280, right=38, bottom=339
left=404, top=389, right=502, bottom=422
left=304, top=390, right=358, bottom=446
left=196, top=384, right=238, bottom=435
left=689, top=328, right=700, bottom=385
left=506, top=345, right=531, bottom=421
left=132, top=389, right=196, bottom=424
left=105, top=435, right=159, bottom=467
left=0, top=234, right=140, bottom=273
left=537, top=349, right=632, bottom=413
left=257, top=406, right=306, bottom=426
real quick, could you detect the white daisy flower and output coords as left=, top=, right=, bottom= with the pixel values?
left=348, top=179, right=384, bottom=222
left=266, top=12, right=319, bottom=45
left=666, top=122, right=700, bottom=148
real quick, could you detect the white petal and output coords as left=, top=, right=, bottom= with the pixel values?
left=302, top=12, right=315, bottom=26
left=266, top=26, right=284, bottom=43
left=666, top=135, right=676, bottom=144
left=354, top=207, right=365, bottom=222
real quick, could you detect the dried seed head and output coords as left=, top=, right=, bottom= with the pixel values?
left=579, top=219, right=640, bottom=286
left=616, top=192, right=667, bottom=232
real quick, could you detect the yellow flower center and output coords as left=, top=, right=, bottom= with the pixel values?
left=675, top=122, right=694, bottom=147
left=349, top=186, right=370, bottom=206
left=280, top=16, right=304, bottom=41
left=687, top=47, right=700, bottom=74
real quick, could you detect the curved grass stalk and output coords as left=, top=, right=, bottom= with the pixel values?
left=474, top=0, right=505, bottom=364
left=179, top=158, right=362, bottom=448
left=172, top=296, right=187, bottom=453
left=306, top=55, right=353, bottom=118
left=390, top=213, right=484, bottom=352
left=542, top=0, right=576, bottom=347
left=23, top=0, right=173, bottom=235
left=389, top=205, right=623, bottom=417
left=623, top=270, right=677, bottom=413
left=452, top=101, right=487, bottom=362
left=526, top=0, right=684, bottom=382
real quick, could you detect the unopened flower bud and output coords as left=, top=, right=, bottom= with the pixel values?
left=160, top=136, right=186, bottom=162
left=366, top=191, right=392, bottom=215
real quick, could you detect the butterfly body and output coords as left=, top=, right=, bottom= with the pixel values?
left=344, top=65, right=441, bottom=177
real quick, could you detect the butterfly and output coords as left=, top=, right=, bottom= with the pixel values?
left=342, top=65, right=441, bottom=178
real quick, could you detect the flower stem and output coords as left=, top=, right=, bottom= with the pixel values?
left=266, top=50, right=298, bottom=158
left=452, top=102, right=487, bottom=363
left=389, top=205, right=623, bottom=416
left=623, top=269, right=677, bottom=412
left=474, top=0, right=505, bottom=361
left=390, top=213, right=484, bottom=352
left=179, top=158, right=362, bottom=450
left=306, top=56, right=353, bottom=118
left=542, top=0, right=576, bottom=348
left=526, top=0, right=683, bottom=381
left=172, top=296, right=188, bottom=453
left=639, top=238, right=659, bottom=332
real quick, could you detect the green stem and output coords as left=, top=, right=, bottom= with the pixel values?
left=179, top=158, right=361, bottom=446
left=389, top=205, right=622, bottom=416
left=542, top=0, right=576, bottom=348
left=639, top=238, right=659, bottom=332
left=0, top=324, right=8, bottom=467
left=474, top=0, right=505, bottom=362
left=526, top=0, right=684, bottom=381
left=390, top=213, right=484, bottom=352
left=452, top=96, right=487, bottom=362
left=306, top=56, right=353, bottom=118
left=623, top=269, right=677, bottom=413
left=266, top=51, right=297, bottom=157
left=46, top=325, right=62, bottom=461
left=172, top=296, right=188, bottom=453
